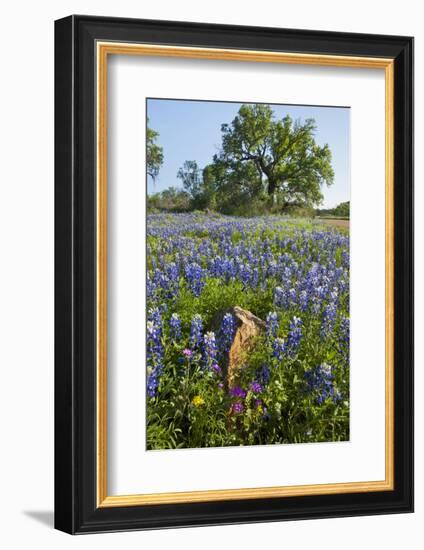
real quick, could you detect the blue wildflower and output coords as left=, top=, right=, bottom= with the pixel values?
left=321, top=302, right=337, bottom=338
left=339, top=316, right=350, bottom=365
left=274, top=286, right=285, bottom=308
left=203, top=331, right=217, bottom=368
left=220, top=312, right=236, bottom=353
left=258, top=364, right=270, bottom=386
left=169, top=313, right=181, bottom=341
left=190, top=314, right=203, bottom=349
left=185, top=262, right=205, bottom=297
left=146, top=315, right=164, bottom=398
left=272, top=337, right=286, bottom=361
left=304, top=363, right=340, bottom=404
left=266, top=311, right=278, bottom=339
left=286, top=316, right=302, bottom=356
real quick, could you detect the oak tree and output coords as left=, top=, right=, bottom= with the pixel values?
left=215, top=104, right=334, bottom=209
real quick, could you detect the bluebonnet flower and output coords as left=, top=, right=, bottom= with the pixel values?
left=239, top=263, right=252, bottom=287
left=252, top=267, right=259, bottom=288
left=287, top=287, right=297, bottom=307
left=220, top=312, right=236, bottom=353
left=342, top=250, right=349, bottom=267
left=266, top=311, right=278, bottom=339
left=147, top=370, right=160, bottom=399
left=286, top=316, right=302, bottom=356
left=146, top=315, right=164, bottom=398
left=203, top=331, right=218, bottom=367
left=339, top=316, right=350, bottom=365
left=148, top=307, right=162, bottom=327
left=190, top=314, right=203, bottom=349
left=299, top=290, right=309, bottom=312
left=274, top=286, right=284, bottom=308
left=152, top=268, right=169, bottom=296
left=304, top=363, right=340, bottom=404
left=258, top=364, right=270, bottom=386
left=146, top=275, right=155, bottom=300
left=272, top=337, right=286, bottom=361
left=321, top=302, right=337, bottom=338
left=169, top=313, right=181, bottom=341
left=185, top=262, right=205, bottom=297
left=165, top=262, right=180, bottom=298
left=266, top=260, right=278, bottom=278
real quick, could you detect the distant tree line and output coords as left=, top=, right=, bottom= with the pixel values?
left=315, top=201, right=350, bottom=219
left=147, top=104, right=336, bottom=216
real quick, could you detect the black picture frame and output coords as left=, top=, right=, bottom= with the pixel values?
left=55, top=14, right=414, bottom=534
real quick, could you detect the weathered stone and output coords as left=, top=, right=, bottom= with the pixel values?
left=226, top=306, right=265, bottom=388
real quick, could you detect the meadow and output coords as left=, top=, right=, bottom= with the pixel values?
left=146, top=212, right=350, bottom=450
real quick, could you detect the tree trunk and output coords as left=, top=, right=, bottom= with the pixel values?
left=267, top=177, right=277, bottom=196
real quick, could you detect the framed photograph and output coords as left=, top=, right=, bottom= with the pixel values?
left=54, top=15, right=413, bottom=534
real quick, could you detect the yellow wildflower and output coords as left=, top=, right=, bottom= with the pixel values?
left=192, top=395, right=205, bottom=407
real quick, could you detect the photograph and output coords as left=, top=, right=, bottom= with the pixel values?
left=146, top=98, right=351, bottom=450
left=51, top=13, right=413, bottom=535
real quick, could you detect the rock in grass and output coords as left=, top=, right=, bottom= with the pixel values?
left=226, top=306, right=265, bottom=388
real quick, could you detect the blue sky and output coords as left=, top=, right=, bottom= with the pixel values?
left=147, top=99, right=350, bottom=209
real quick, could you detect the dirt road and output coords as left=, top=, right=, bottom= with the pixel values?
left=318, top=218, right=349, bottom=230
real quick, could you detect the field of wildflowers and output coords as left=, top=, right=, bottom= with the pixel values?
left=146, top=213, right=350, bottom=449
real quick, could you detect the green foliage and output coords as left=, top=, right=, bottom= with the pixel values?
left=177, top=160, right=202, bottom=198
left=147, top=187, right=191, bottom=212
left=316, top=201, right=350, bottom=219
left=146, top=118, right=164, bottom=182
left=333, top=201, right=350, bottom=218
left=213, top=104, right=334, bottom=208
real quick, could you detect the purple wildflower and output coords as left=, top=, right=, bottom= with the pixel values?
left=231, top=402, right=244, bottom=415
left=229, top=386, right=246, bottom=398
left=249, top=381, right=263, bottom=394
left=212, top=363, right=222, bottom=374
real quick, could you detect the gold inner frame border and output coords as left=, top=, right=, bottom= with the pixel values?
left=96, top=42, right=394, bottom=508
